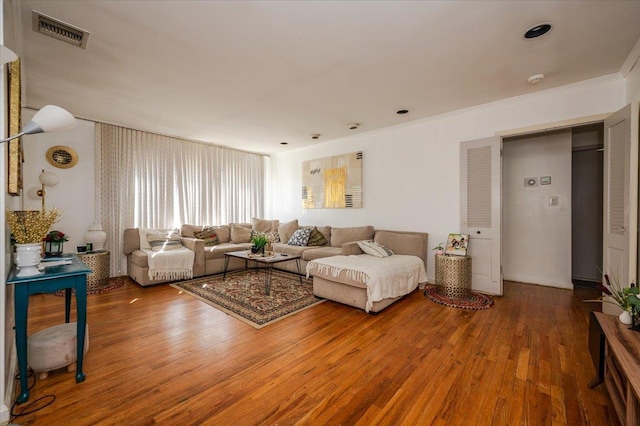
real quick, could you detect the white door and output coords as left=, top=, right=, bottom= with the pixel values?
left=460, top=137, right=502, bottom=295
left=602, top=103, right=639, bottom=314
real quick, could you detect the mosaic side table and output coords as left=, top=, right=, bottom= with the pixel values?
left=77, top=251, right=110, bottom=293
left=434, top=254, right=472, bottom=299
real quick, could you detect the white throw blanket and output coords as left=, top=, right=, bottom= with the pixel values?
left=143, top=247, right=194, bottom=281
left=306, top=255, right=427, bottom=312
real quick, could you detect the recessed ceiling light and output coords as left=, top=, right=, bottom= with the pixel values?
left=280, top=142, right=288, bottom=145
left=396, top=109, right=409, bottom=115
left=311, top=134, right=320, bottom=140
left=347, top=123, right=359, bottom=130
left=524, top=23, right=552, bottom=39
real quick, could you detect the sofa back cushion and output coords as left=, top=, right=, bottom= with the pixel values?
left=252, top=218, right=279, bottom=233
left=330, top=226, right=374, bottom=247
left=278, top=219, right=299, bottom=244
left=374, top=230, right=428, bottom=266
left=230, top=224, right=252, bottom=243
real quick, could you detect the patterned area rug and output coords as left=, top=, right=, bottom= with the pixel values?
left=171, top=269, right=324, bottom=329
left=424, top=286, right=494, bottom=310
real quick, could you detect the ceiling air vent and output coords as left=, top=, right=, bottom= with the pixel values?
left=32, top=10, right=90, bottom=49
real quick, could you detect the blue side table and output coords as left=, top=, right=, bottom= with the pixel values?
left=6, top=254, right=91, bottom=404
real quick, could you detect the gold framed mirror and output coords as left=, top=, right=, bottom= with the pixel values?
left=46, top=145, right=78, bottom=169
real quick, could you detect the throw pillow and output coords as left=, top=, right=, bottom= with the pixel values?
left=194, top=227, right=220, bottom=246
left=307, top=227, right=328, bottom=246
left=147, top=230, right=183, bottom=252
left=230, top=225, right=252, bottom=243
left=288, top=228, right=312, bottom=246
left=278, top=219, right=299, bottom=243
left=357, top=240, right=394, bottom=258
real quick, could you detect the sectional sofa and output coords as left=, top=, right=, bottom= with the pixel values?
left=123, top=219, right=428, bottom=312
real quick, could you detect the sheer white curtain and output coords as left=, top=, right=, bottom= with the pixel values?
left=95, top=124, right=265, bottom=276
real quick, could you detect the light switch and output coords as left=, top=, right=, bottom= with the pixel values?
left=549, top=196, right=558, bottom=206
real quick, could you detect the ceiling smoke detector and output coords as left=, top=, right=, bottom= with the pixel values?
left=528, top=74, right=545, bottom=85
left=347, top=123, right=359, bottom=130
left=32, top=10, right=90, bottom=49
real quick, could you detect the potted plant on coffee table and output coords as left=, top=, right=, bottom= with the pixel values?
left=251, top=234, right=268, bottom=255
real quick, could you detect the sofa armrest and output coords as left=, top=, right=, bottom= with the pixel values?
left=341, top=241, right=364, bottom=256
left=180, top=237, right=205, bottom=277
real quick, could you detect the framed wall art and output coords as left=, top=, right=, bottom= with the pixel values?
left=302, top=151, right=362, bottom=209
left=445, top=233, right=469, bottom=256
left=7, top=58, right=22, bottom=196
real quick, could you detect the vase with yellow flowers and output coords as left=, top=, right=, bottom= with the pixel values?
left=6, top=209, right=61, bottom=277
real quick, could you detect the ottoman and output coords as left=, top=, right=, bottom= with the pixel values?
left=27, top=322, right=89, bottom=380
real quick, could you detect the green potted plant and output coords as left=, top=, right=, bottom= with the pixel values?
left=433, top=242, right=445, bottom=256
left=251, top=234, right=268, bottom=255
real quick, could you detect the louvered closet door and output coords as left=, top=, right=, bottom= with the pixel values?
left=460, top=137, right=502, bottom=295
left=603, top=103, right=638, bottom=315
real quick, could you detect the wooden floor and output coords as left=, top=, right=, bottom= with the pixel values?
left=10, top=278, right=618, bottom=425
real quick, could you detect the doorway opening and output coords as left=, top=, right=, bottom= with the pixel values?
left=502, top=122, right=603, bottom=289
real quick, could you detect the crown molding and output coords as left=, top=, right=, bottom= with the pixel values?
left=620, top=37, right=640, bottom=77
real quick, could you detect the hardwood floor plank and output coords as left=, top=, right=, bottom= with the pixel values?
left=9, top=278, right=619, bottom=425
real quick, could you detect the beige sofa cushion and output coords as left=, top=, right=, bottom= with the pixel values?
left=330, top=226, right=374, bottom=247
left=302, top=246, right=341, bottom=261
left=374, top=231, right=427, bottom=258
left=271, top=243, right=315, bottom=256
left=252, top=218, right=279, bottom=233
left=204, top=243, right=248, bottom=260
left=278, top=219, right=299, bottom=243
left=230, top=225, right=252, bottom=243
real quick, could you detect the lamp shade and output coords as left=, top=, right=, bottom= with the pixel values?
left=39, top=171, right=59, bottom=186
left=0, top=45, right=18, bottom=65
left=23, top=105, right=77, bottom=136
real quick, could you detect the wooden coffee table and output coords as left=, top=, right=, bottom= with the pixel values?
left=223, top=250, right=303, bottom=295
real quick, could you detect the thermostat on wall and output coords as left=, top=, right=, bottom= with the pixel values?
left=524, top=177, right=537, bottom=187
left=540, top=176, right=551, bottom=185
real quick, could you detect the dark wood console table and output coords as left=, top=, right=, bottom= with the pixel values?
left=593, top=312, right=640, bottom=425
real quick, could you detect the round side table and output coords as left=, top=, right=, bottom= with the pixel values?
left=77, top=251, right=110, bottom=293
left=434, top=254, right=472, bottom=299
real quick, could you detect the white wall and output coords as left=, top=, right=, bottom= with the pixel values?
left=503, top=131, right=573, bottom=288
left=270, top=76, right=627, bottom=282
left=21, top=109, right=96, bottom=254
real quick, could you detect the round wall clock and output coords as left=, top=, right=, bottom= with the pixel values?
left=46, top=145, right=78, bottom=169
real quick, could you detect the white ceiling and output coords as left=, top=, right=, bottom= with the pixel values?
left=11, top=1, right=640, bottom=155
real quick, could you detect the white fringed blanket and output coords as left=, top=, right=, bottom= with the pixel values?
left=143, top=247, right=194, bottom=281
left=306, top=255, right=427, bottom=312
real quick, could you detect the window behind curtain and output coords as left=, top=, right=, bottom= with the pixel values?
left=95, top=123, right=265, bottom=276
